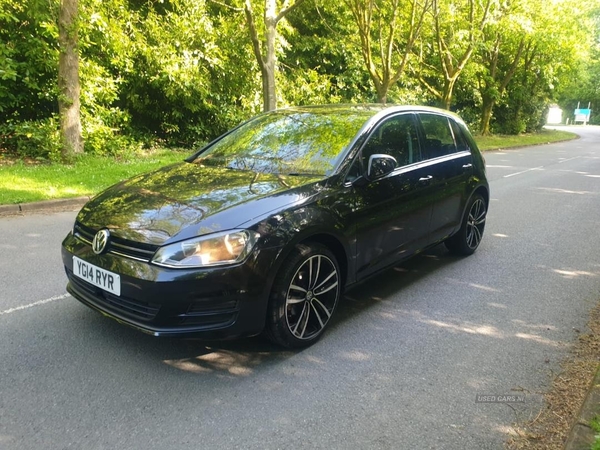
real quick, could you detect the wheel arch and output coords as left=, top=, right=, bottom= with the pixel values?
left=298, top=233, right=349, bottom=290
left=473, top=185, right=489, bottom=207
left=263, top=228, right=351, bottom=304
left=449, top=183, right=489, bottom=240
left=462, top=183, right=489, bottom=221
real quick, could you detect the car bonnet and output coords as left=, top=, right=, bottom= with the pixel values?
left=75, top=162, right=324, bottom=245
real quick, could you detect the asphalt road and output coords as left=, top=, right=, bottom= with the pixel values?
left=1, top=126, right=600, bottom=450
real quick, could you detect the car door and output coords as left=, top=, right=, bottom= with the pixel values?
left=349, top=113, right=438, bottom=279
left=416, top=113, right=474, bottom=242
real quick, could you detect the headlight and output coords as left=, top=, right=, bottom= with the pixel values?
left=152, top=230, right=259, bottom=268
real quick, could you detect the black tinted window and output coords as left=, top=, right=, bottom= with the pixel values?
left=450, top=120, right=469, bottom=152
left=419, top=113, right=457, bottom=159
left=360, top=114, right=420, bottom=168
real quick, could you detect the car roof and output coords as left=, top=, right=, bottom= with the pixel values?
left=276, top=103, right=456, bottom=115
left=273, top=104, right=466, bottom=126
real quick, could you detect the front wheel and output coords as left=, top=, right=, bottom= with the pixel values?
left=445, top=194, right=487, bottom=256
left=265, top=243, right=341, bottom=348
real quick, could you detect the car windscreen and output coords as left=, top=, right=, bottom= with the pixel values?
left=191, top=110, right=371, bottom=176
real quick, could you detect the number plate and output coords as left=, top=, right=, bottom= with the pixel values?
left=73, top=256, right=121, bottom=296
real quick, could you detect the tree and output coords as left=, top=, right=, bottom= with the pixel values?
left=475, top=1, right=529, bottom=134
left=492, top=0, right=595, bottom=133
left=556, top=3, right=600, bottom=125
left=344, top=0, right=430, bottom=103
left=281, top=1, right=371, bottom=105
left=243, top=0, right=308, bottom=111
left=418, top=0, right=496, bottom=109
left=58, top=0, right=83, bottom=157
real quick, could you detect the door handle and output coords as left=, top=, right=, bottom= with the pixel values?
left=418, top=175, right=433, bottom=183
left=462, top=163, right=473, bottom=169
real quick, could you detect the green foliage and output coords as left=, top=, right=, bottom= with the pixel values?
left=283, top=1, right=372, bottom=104
left=0, top=0, right=598, bottom=159
left=0, top=0, right=59, bottom=118
left=0, top=115, right=62, bottom=161
left=117, top=0, right=258, bottom=145
left=557, top=3, right=600, bottom=124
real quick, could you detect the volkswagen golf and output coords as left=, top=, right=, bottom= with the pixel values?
left=61, top=105, right=489, bottom=348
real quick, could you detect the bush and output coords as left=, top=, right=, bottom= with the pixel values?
left=81, top=107, right=143, bottom=157
left=0, top=115, right=62, bottom=161
left=0, top=111, right=144, bottom=161
left=83, top=121, right=142, bottom=157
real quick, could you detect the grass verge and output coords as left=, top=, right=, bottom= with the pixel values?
left=0, top=149, right=189, bottom=205
left=474, top=129, right=577, bottom=151
left=0, top=129, right=578, bottom=205
left=591, top=415, right=600, bottom=450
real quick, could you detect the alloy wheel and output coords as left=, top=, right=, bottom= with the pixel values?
left=285, top=254, right=339, bottom=340
left=466, top=198, right=486, bottom=249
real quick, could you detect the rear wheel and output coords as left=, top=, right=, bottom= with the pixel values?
left=445, top=194, right=487, bottom=256
left=265, top=243, right=340, bottom=348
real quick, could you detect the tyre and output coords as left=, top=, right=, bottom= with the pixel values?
left=265, top=243, right=341, bottom=348
left=445, top=193, right=487, bottom=256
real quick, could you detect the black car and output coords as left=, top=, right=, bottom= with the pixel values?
left=61, top=105, right=488, bottom=348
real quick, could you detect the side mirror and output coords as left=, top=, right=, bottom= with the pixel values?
left=367, top=154, right=397, bottom=180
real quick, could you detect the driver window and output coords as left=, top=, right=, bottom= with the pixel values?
left=360, top=114, right=420, bottom=170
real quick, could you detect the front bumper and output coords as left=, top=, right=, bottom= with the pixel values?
left=61, top=232, right=282, bottom=339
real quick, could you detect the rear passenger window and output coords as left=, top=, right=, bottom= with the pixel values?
left=450, top=120, right=469, bottom=152
left=419, top=113, right=457, bottom=159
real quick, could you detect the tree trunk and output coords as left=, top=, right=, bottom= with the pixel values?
left=479, top=95, right=495, bottom=135
left=376, top=82, right=388, bottom=103
left=264, top=0, right=277, bottom=111
left=441, top=77, right=456, bottom=110
left=58, top=0, right=83, bottom=158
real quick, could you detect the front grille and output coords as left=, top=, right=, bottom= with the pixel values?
left=74, top=222, right=94, bottom=243
left=109, top=236, right=157, bottom=261
left=68, top=269, right=160, bottom=321
left=74, top=222, right=159, bottom=262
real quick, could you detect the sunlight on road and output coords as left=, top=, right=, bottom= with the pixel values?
left=405, top=309, right=565, bottom=348
left=552, top=269, right=598, bottom=279
left=514, top=333, right=561, bottom=347
left=536, top=187, right=595, bottom=195
left=163, top=350, right=266, bottom=376
left=421, top=319, right=503, bottom=338
left=163, top=348, right=294, bottom=376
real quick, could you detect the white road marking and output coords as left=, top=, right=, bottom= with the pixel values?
left=0, top=293, right=71, bottom=316
left=503, top=166, right=545, bottom=178
left=558, top=156, right=582, bottom=163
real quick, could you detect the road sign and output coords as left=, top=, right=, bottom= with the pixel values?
left=574, top=108, right=591, bottom=124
